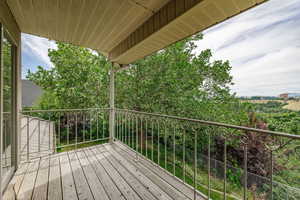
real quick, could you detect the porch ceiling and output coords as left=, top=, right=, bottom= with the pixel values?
left=6, top=0, right=267, bottom=64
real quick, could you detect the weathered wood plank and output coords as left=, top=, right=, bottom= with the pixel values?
left=68, top=151, right=94, bottom=200
left=115, top=141, right=205, bottom=200
left=103, top=144, right=174, bottom=200
left=59, top=153, right=78, bottom=200
left=48, top=156, right=62, bottom=200
left=76, top=150, right=109, bottom=200
left=17, top=160, right=40, bottom=200
left=91, top=147, right=142, bottom=200
left=109, top=143, right=187, bottom=200
left=98, top=145, right=158, bottom=200
left=14, top=163, right=29, bottom=194
left=4, top=142, right=206, bottom=200
left=32, top=157, right=50, bottom=200
left=3, top=162, right=29, bottom=200
left=83, top=148, right=126, bottom=200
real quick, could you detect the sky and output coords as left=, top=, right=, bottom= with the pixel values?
left=22, top=0, right=300, bottom=97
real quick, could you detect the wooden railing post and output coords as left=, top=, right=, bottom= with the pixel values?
left=109, top=63, right=115, bottom=143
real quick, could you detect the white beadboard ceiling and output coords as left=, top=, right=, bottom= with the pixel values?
left=6, top=0, right=267, bottom=64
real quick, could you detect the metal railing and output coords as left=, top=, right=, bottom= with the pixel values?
left=115, top=109, right=300, bottom=200
left=17, top=107, right=300, bottom=199
left=20, top=108, right=110, bottom=161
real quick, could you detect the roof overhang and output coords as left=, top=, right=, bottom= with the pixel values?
left=4, top=0, right=268, bottom=64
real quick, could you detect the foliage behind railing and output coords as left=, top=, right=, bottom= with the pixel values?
left=115, top=109, right=300, bottom=200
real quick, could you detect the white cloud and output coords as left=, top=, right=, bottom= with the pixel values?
left=231, top=47, right=300, bottom=95
left=22, top=33, right=57, bottom=68
left=195, top=0, right=300, bottom=96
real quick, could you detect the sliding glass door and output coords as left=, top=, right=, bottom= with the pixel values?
left=1, top=24, right=16, bottom=190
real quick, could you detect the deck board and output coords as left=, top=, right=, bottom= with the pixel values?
left=99, top=145, right=167, bottom=200
left=4, top=143, right=205, bottom=200
left=17, top=159, right=40, bottom=200
left=91, top=147, right=142, bottom=200
left=32, top=157, right=49, bottom=200
left=68, top=152, right=94, bottom=200
left=115, top=141, right=205, bottom=200
left=2, top=162, right=29, bottom=200
left=47, top=156, right=62, bottom=200
left=76, top=150, right=110, bottom=200
left=84, top=148, right=126, bottom=200
left=59, top=153, right=78, bottom=200
left=104, top=144, right=174, bottom=200
left=110, top=144, right=187, bottom=200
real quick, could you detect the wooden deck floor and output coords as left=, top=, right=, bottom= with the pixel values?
left=3, top=142, right=205, bottom=200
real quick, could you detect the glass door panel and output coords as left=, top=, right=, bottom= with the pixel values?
left=1, top=29, right=15, bottom=186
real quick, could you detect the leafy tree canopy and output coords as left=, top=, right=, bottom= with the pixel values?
left=27, top=42, right=110, bottom=109
left=116, top=34, right=247, bottom=123
left=27, top=34, right=248, bottom=124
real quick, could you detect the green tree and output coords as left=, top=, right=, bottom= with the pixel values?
left=114, top=34, right=249, bottom=166
left=3, top=37, right=13, bottom=112
left=28, top=35, right=249, bottom=152
left=116, top=34, right=247, bottom=124
left=27, top=42, right=110, bottom=109
left=27, top=35, right=248, bottom=125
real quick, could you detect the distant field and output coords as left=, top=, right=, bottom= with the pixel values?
left=241, top=99, right=284, bottom=104
left=241, top=99, right=300, bottom=111
left=283, top=100, right=300, bottom=111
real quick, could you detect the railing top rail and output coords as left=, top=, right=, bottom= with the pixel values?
left=21, top=107, right=110, bottom=113
left=116, top=108, right=300, bottom=140
left=21, top=115, right=51, bottom=122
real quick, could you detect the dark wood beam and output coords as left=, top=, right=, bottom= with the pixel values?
left=109, top=0, right=202, bottom=62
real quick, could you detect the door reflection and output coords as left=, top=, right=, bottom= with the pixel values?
left=2, top=33, right=13, bottom=180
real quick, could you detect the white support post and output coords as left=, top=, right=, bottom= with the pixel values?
left=12, top=33, right=21, bottom=169
left=109, top=63, right=115, bottom=143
